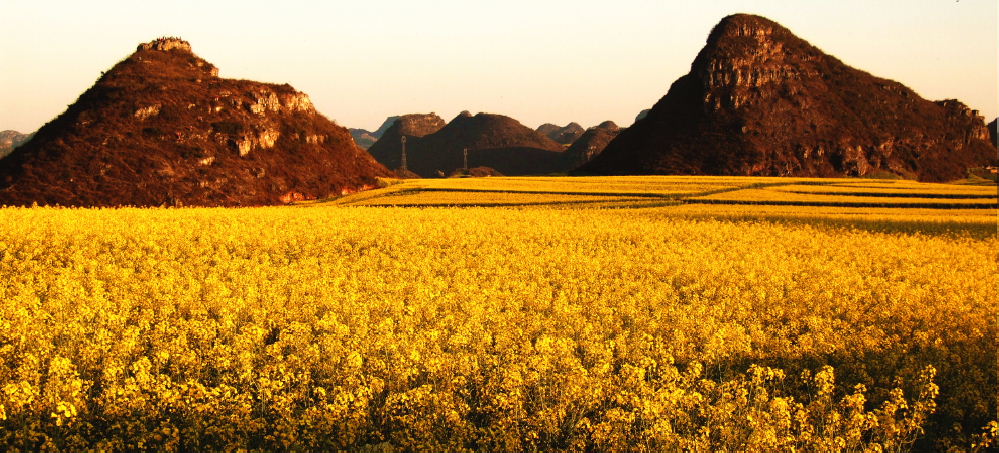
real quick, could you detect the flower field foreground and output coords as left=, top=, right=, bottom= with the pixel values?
left=0, top=204, right=996, bottom=452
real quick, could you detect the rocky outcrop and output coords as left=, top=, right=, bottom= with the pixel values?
left=565, top=121, right=622, bottom=166
left=0, top=130, right=32, bottom=160
left=389, top=113, right=448, bottom=137
left=0, top=38, right=390, bottom=206
left=369, top=112, right=570, bottom=176
left=137, top=37, right=192, bottom=53
left=578, top=14, right=995, bottom=181
left=367, top=113, right=447, bottom=169
left=537, top=122, right=585, bottom=145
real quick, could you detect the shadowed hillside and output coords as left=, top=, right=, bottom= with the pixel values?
left=989, top=118, right=997, bottom=148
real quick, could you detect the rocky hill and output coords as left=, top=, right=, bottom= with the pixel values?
left=369, top=111, right=568, bottom=177
left=366, top=113, right=447, bottom=170
left=0, top=38, right=390, bottom=207
left=578, top=14, right=994, bottom=181
left=0, top=130, right=32, bottom=159
left=349, top=116, right=399, bottom=149
left=565, top=121, right=621, bottom=166
left=537, top=122, right=585, bottom=145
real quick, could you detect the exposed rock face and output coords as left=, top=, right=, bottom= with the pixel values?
left=389, top=113, right=447, bottom=137
left=536, top=122, right=585, bottom=145
left=369, top=112, right=569, bottom=176
left=0, top=130, right=32, bottom=160
left=349, top=115, right=400, bottom=149
left=566, top=121, right=622, bottom=166
left=578, top=14, right=995, bottom=181
left=0, top=38, right=390, bottom=206
left=366, top=113, right=447, bottom=169
left=138, top=37, right=192, bottom=53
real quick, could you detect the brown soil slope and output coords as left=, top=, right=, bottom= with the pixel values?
left=578, top=14, right=994, bottom=181
left=0, top=38, right=390, bottom=206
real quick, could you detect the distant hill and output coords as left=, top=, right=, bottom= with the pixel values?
left=349, top=116, right=399, bottom=149
left=367, top=113, right=447, bottom=170
left=349, top=130, right=378, bottom=149
left=369, top=111, right=570, bottom=176
left=536, top=122, right=585, bottom=145
left=578, top=14, right=994, bottom=181
left=0, top=130, right=32, bottom=159
left=0, top=37, right=390, bottom=206
left=565, top=121, right=621, bottom=166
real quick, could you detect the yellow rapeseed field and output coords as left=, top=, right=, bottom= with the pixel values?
left=0, top=176, right=996, bottom=452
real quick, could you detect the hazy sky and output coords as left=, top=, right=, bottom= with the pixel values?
left=1, top=0, right=996, bottom=133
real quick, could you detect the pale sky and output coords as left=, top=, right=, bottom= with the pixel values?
left=1, top=0, right=996, bottom=133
